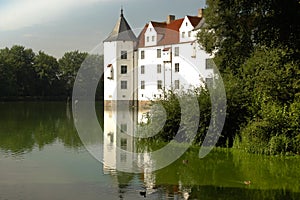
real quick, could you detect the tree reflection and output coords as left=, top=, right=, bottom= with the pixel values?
left=0, top=102, right=85, bottom=155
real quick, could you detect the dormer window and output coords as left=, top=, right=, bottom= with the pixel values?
left=152, top=36, right=155, bottom=42
left=146, top=36, right=149, bottom=42
left=188, top=31, right=191, bottom=37
left=150, top=28, right=152, bottom=32
left=186, top=22, right=188, bottom=26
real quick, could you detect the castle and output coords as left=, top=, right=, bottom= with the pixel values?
left=103, top=9, right=214, bottom=105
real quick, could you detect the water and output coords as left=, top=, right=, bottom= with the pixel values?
left=0, top=102, right=300, bottom=199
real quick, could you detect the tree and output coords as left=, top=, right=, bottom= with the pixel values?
left=197, top=0, right=300, bottom=154
left=197, top=0, right=300, bottom=72
left=58, top=51, right=88, bottom=96
left=33, top=51, right=61, bottom=96
left=0, top=45, right=37, bottom=97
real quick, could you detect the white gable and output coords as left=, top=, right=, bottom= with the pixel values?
left=144, top=22, right=157, bottom=46
left=179, top=16, right=197, bottom=43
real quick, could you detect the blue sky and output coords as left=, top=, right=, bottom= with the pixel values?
left=0, top=0, right=206, bottom=58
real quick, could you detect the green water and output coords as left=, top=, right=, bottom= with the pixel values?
left=0, top=102, right=299, bottom=199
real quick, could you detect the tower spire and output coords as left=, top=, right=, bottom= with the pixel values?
left=120, top=6, right=123, bottom=16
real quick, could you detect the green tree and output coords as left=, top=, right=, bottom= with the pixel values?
left=197, top=0, right=300, bottom=72
left=33, top=51, right=61, bottom=96
left=0, top=45, right=37, bottom=97
left=58, top=51, right=88, bottom=96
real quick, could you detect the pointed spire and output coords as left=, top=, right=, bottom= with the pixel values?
left=104, top=9, right=137, bottom=42
left=121, top=6, right=123, bottom=16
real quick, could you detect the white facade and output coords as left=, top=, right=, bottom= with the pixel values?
left=103, top=103, right=138, bottom=173
left=104, top=41, right=137, bottom=101
left=104, top=9, right=213, bottom=102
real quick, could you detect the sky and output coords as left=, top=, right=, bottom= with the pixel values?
left=0, top=0, right=206, bottom=58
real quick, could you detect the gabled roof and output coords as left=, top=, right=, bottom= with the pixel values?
left=187, top=15, right=202, bottom=27
left=104, top=9, right=137, bottom=42
left=137, top=18, right=184, bottom=47
left=193, top=18, right=207, bottom=30
left=137, top=24, right=148, bottom=48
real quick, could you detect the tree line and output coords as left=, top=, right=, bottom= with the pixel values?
left=0, top=45, right=103, bottom=100
left=139, top=0, right=300, bottom=155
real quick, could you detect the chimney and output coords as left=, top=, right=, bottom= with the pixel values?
left=198, top=8, right=204, bottom=18
left=167, top=15, right=175, bottom=24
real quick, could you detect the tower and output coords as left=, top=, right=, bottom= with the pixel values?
left=103, top=9, right=138, bottom=105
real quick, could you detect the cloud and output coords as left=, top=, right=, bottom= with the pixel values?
left=0, top=0, right=111, bottom=31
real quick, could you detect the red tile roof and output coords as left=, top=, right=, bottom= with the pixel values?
left=137, top=24, right=148, bottom=48
left=137, top=16, right=201, bottom=48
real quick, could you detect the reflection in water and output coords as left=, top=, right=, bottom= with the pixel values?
left=0, top=102, right=83, bottom=157
left=103, top=103, right=137, bottom=173
left=0, top=102, right=300, bottom=199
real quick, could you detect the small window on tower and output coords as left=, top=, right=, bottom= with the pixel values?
left=121, top=51, right=127, bottom=59
left=120, top=124, right=127, bottom=133
left=121, top=81, right=127, bottom=89
left=120, top=138, right=127, bottom=150
left=121, top=65, right=127, bottom=74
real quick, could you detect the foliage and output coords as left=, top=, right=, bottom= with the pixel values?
left=198, top=0, right=300, bottom=73
left=0, top=45, right=104, bottom=100
left=58, top=51, right=88, bottom=96
left=196, top=0, right=300, bottom=155
left=137, top=88, right=213, bottom=147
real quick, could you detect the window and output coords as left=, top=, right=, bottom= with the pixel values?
left=120, top=124, right=127, bottom=133
left=157, top=49, right=161, bottom=58
left=141, top=50, right=145, bottom=59
left=108, top=132, right=113, bottom=143
left=146, top=36, right=149, bottom=42
left=150, top=28, right=152, bottom=31
left=188, top=31, right=191, bottom=37
left=121, top=65, right=127, bottom=74
left=186, top=22, right=188, bottom=26
left=175, top=63, right=179, bottom=72
left=141, top=65, right=145, bottom=74
left=157, top=64, right=162, bottom=73
left=174, top=47, right=179, bottom=56
left=175, top=80, right=180, bottom=89
left=182, top=32, right=185, bottom=38
left=141, top=81, right=145, bottom=89
left=157, top=80, right=162, bottom=89
left=206, top=59, right=213, bottom=69
left=121, top=51, right=127, bottom=59
left=152, top=36, right=155, bottom=42
left=121, top=81, right=127, bottom=89
left=120, top=138, right=127, bottom=150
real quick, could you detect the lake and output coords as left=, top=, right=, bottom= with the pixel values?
left=0, top=102, right=300, bottom=199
